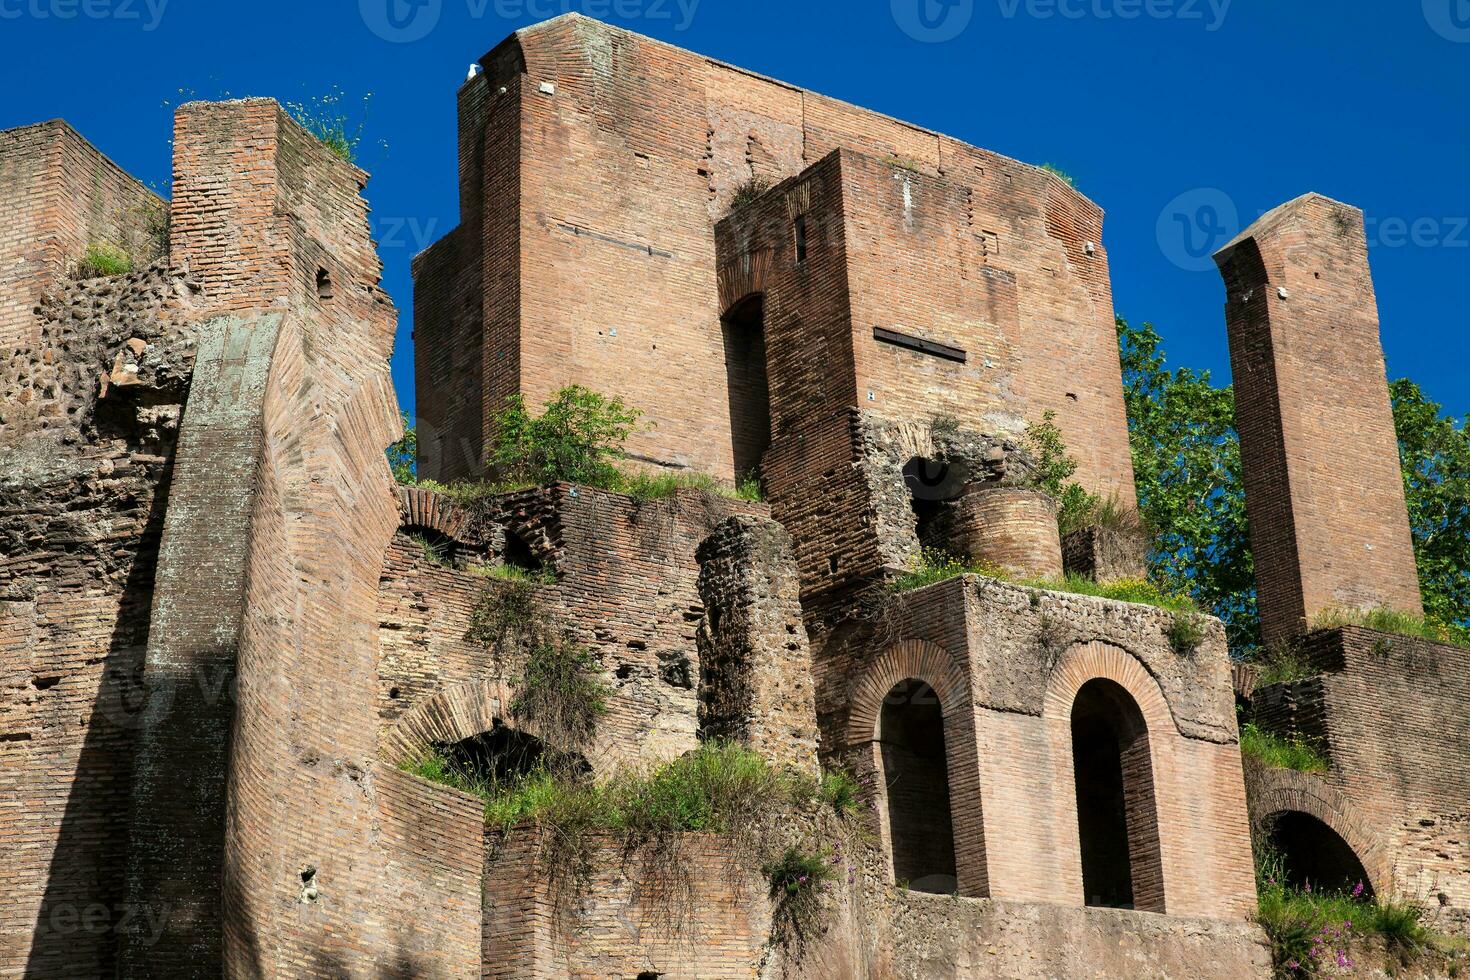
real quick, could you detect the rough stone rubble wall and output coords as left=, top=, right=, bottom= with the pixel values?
left=0, top=262, right=198, bottom=979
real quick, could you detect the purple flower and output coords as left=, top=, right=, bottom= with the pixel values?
left=1286, top=960, right=1300, bottom=971
left=1352, top=881, right=1364, bottom=898
left=1304, top=881, right=1312, bottom=893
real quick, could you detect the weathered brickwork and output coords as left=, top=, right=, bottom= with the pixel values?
left=416, top=13, right=1136, bottom=504
left=1216, top=193, right=1422, bottom=644
left=0, top=121, right=164, bottom=351
left=817, top=575, right=1257, bottom=919
left=377, top=484, right=769, bottom=775
left=947, top=487, right=1063, bottom=579
left=695, top=516, right=819, bottom=775
left=6, top=18, right=1466, bottom=980
left=1, top=262, right=197, bottom=979
left=1243, top=626, right=1470, bottom=935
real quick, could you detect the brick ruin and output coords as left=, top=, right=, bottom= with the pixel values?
left=0, top=13, right=1464, bottom=979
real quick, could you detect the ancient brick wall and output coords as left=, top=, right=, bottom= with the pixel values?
left=481, top=819, right=1271, bottom=980
left=0, top=121, right=163, bottom=351
left=1246, top=626, right=1470, bottom=927
left=948, top=487, right=1063, bottom=579
left=417, top=13, right=1136, bottom=501
left=695, top=515, right=819, bottom=775
left=1, top=263, right=197, bottom=979
left=378, top=485, right=769, bottom=775
left=817, top=575, right=1256, bottom=920
left=1216, top=193, right=1422, bottom=644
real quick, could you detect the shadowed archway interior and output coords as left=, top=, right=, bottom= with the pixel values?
left=879, top=678, right=958, bottom=894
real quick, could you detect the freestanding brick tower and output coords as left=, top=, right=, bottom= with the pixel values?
left=1215, top=193, right=1422, bottom=645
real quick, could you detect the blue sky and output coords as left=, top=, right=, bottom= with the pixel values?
left=3, top=0, right=1465, bottom=421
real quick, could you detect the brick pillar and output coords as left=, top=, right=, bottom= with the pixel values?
left=695, top=516, right=820, bottom=776
left=1215, top=193, right=1421, bottom=645
left=950, top=487, right=1063, bottom=580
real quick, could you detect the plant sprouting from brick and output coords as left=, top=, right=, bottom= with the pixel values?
left=466, top=578, right=546, bottom=651
left=387, top=412, right=417, bottom=484
left=510, top=638, right=610, bottom=751
left=764, top=845, right=833, bottom=947
left=284, top=88, right=381, bottom=163
left=1024, top=410, right=1104, bottom=537
left=1167, top=612, right=1207, bottom=656
left=489, top=385, right=644, bottom=489
left=1312, top=605, right=1470, bottom=651
left=77, top=242, right=133, bottom=279
left=1247, top=639, right=1319, bottom=687
left=730, top=177, right=773, bottom=209
left=818, top=768, right=861, bottom=818
left=1239, top=723, right=1329, bottom=774
left=1040, top=162, right=1076, bottom=187
left=408, top=531, right=451, bottom=567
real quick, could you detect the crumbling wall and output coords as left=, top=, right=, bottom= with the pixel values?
left=1, top=262, right=198, bottom=979
left=1245, top=626, right=1470, bottom=932
left=377, top=484, right=769, bottom=775
left=0, top=121, right=164, bottom=350
left=695, top=515, right=819, bottom=775
left=1215, top=193, right=1422, bottom=644
left=481, top=820, right=1271, bottom=980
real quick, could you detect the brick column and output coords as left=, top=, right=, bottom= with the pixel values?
left=1215, top=194, right=1421, bottom=645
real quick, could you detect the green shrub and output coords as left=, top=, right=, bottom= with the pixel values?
left=78, top=242, right=132, bottom=278
left=510, top=639, right=610, bottom=750
left=1167, top=612, right=1208, bottom=655
left=1040, top=162, right=1076, bottom=187
left=388, top=412, right=417, bottom=484
left=1313, top=606, right=1470, bottom=651
left=1024, top=410, right=1105, bottom=536
left=890, top=548, right=998, bottom=593
left=489, top=385, right=643, bottom=488
left=1019, top=573, right=1198, bottom=614
left=465, top=578, right=545, bottom=650
left=730, top=177, right=773, bottom=209
left=408, top=532, right=450, bottom=567
left=1239, top=722, right=1329, bottom=774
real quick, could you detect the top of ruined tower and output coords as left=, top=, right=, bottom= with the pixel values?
left=478, top=12, right=1103, bottom=212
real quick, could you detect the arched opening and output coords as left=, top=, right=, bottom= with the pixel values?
left=903, top=456, right=967, bottom=550
left=721, top=294, right=770, bottom=484
left=1268, top=811, right=1374, bottom=898
left=879, top=678, right=957, bottom=893
left=435, top=721, right=589, bottom=786
left=500, top=531, right=542, bottom=574
left=1071, top=678, right=1165, bottom=912
left=403, top=525, right=456, bottom=567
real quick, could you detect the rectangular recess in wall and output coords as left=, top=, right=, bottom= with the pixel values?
left=873, top=327, right=967, bottom=364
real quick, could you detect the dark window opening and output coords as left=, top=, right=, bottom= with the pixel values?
left=794, top=214, right=808, bottom=263
left=1072, top=678, right=1165, bottom=912
left=501, top=531, right=542, bottom=573
left=721, top=295, right=771, bottom=483
left=316, top=267, right=334, bottom=300
left=903, top=456, right=967, bottom=550
left=436, top=722, right=589, bottom=787
left=880, top=679, right=957, bottom=894
left=1268, top=812, right=1373, bottom=898
left=404, top=526, right=456, bottom=566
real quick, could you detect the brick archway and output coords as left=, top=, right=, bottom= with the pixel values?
left=716, top=248, right=773, bottom=316
left=1043, top=640, right=1176, bottom=736
left=842, top=640, right=987, bottom=897
left=1248, top=768, right=1390, bottom=896
left=1044, top=641, right=1173, bottom=913
left=395, top=485, right=471, bottom=544
left=380, top=678, right=615, bottom=772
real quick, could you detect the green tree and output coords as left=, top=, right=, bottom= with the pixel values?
left=1117, top=318, right=1258, bottom=649
left=1024, top=410, right=1101, bottom=537
left=1391, top=379, right=1470, bottom=633
left=387, top=412, right=417, bottom=484
left=489, top=385, right=642, bottom=488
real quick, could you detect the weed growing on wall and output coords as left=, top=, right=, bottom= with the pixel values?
left=1166, top=612, right=1207, bottom=655
left=77, top=242, right=133, bottom=278
left=763, top=845, right=834, bottom=946
left=1313, top=606, right=1470, bottom=651
left=1025, top=409, right=1104, bottom=537
left=730, top=177, right=773, bottom=209
left=284, top=88, right=380, bottom=163
left=1239, top=723, right=1329, bottom=774
left=510, top=639, right=609, bottom=750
